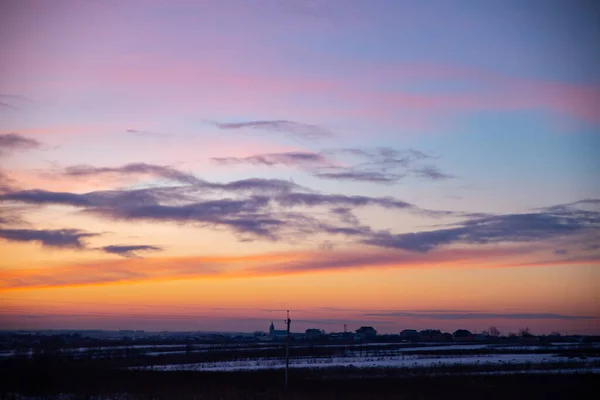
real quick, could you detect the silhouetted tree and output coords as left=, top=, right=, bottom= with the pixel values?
left=489, top=326, right=501, bottom=337
left=519, top=327, right=532, bottom=337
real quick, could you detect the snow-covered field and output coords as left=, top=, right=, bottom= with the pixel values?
left=135, top=352, right=600, bottom=372
left=3, top=341, right=596, bottom=360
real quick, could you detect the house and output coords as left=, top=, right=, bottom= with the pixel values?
left=419, top=329, right=444, bottom=342
left=452, top=329, right=474, bottom=342
left=400, top=329, right=419, bottom=340
left=305, top=329, right=323, bottom=340
left=355, top=326, right=377, bottom=340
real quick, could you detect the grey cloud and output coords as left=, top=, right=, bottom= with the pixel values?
left=0, top=228, right=97, bottom=249
left=4, top=185, right=597, bottom=252
left=319, top=224, right=372, bottom=237
left=0, top=187, right=190, bottom=209
left=318, top=147, right=447, bottom=184
left=61, top=163, right=303, bottom=193
left=202, top=178, right=304, bottom=193
left=0, top=207, right=25, bottom=226
left=0, top=133, right=41, bottom=154
left=412, top=165, right=453, bottom=181
left=0, top=171, right=16, bottom=193
left=1, top=189, right=94, bottom=207
left=330, top=207, right=359, bottom=225
left=314, top=170, right=405, bottom=183
left=4, top=157, right=597, bottom=252
left=211, top=146, right=451, bottom=185
left=275, top=192, right=413, bottom=209
left=536, top=198, right=600, bottom=214
left=88, top=197, right=286, bottom=239
left=207, top=119, right=334, bottom=139
left=211, top=151, right=327, bottom=167
left=64, top=163, right=200, bottom=184
left=362, top=211, right=599, bottom=252
left=102, top=245, right=163, bottom=258
left=2, top=185, right=407, bottom=241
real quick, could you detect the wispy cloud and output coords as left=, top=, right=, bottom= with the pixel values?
left=363, top=311, right=594, bottom=320
left=101, top=245, right=163, bottom=258
left=63, top=163, right=200, bottom=184
left=0, top=245, right=559, bottom=291
left=212, top=151, right=328, bottom=167
left=330, top=207, right=359, bottom=225
left=206, top=119, right=334, bottom=140
left=362, top=210, right=600, bottom=252
left=411, top=165, right=454, bottom=181
left=211, top=147, right=451, bottom=185
left=314, top=170, right=405, bottom=183
left=0, top=224, right=163, bottom=258
left=275, top=192, right=413, bottom=209
left=59, top=163, right=304, bottom=193
left=3, top=160, right=599, bottom=252
left=0, top=171, right=16, bottom=193
left=203, top=178, right=304, bottom=194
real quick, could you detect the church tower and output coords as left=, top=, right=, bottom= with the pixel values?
left=269, top=321, right=275, bottom=336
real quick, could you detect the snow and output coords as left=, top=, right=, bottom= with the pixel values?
left=136, top=353, right=600, bottom=372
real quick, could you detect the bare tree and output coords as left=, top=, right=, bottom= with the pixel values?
left=489, top=326, right=501, bottom=337
left=519, top=327, right=532, bottom=337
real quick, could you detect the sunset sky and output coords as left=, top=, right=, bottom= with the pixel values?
left=1, top=0, right=599, bottom=335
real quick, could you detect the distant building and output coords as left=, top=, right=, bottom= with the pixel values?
left=305, top=329, right=323, bottom=340
left=452, top=329, right=473, bottom=341
left=328, top=332, right=354, bottom=342
left=400, top=329, right=419, bottom=340
left=420, top=329, right=444, bottom=342
left=269, top=322, right=288, bottom=340
left=355, top=326, right=377, bottom=340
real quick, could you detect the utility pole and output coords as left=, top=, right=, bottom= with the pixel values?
left=285, top=310, right=291, bottom=389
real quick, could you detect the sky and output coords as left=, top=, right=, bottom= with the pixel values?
left=0, top=0, right=599, bottom=335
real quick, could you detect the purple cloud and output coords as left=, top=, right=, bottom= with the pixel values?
left=207, top=119, right=334, bottom=139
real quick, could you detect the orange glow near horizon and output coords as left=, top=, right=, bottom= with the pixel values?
left=2, top=248, right=599, bottom=334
